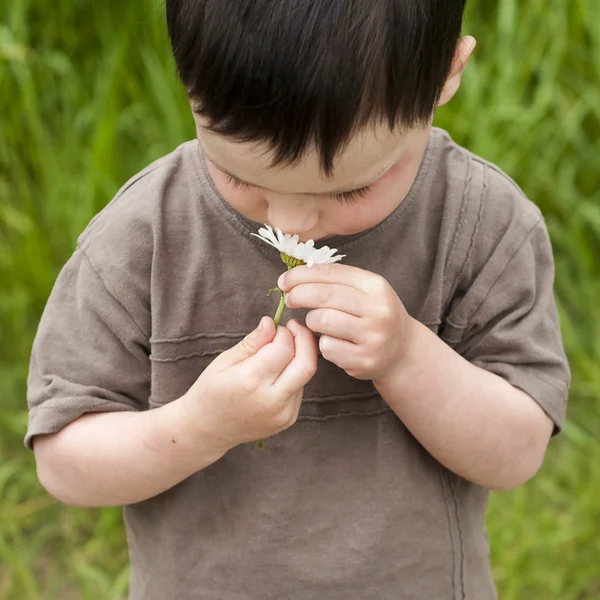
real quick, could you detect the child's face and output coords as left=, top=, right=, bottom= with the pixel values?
left=195, top=118, right=431, bottom=242
left=191, top=36, right=476, bottom=242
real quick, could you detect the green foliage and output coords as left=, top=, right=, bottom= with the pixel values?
left=1, top=0, right=598, bottom=597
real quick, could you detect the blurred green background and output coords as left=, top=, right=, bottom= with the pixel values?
left=1, top=0, right=599, bottom=598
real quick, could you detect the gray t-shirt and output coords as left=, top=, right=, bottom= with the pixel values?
left=26, top=127, right=570, bottom=599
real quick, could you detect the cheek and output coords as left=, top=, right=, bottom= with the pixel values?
left=374, top=150, right=414, bottom=196
left=347, top=153, right=417, bottom=222
left=328, top=186, right=402, bottom=230
left=228, top=187, right=263, bottom=207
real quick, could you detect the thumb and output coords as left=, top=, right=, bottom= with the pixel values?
left=217, top=317, right=276, bottom=368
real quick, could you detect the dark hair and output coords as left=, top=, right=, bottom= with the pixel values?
left=167, top=0, right=467, bottom=174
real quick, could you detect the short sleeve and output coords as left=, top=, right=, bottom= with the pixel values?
left=25, top=248, right=151, bottom=449
left=441, top=219, right=570, bottom=433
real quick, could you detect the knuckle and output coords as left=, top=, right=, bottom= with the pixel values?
left=373, top=304, right=394, bottom=328
left=285, top=289, right=296, bottom=308
left=317, top=264, right=333, bottom=280
left=319, top=335, right=332, bottom=358
left=240, top=335, right=256, bottom=353
left=274, top=404, right=296, bottom=430
left=259, top=393, right=281, bottom=418
left=284, top=349, right=295, bottom=367
left=302, top=357, right=318, bottom=380
left=275, top=324, right=292, bottom=343
left=363, top=355, right=377, bottom=373
left=281, top=338, right=296, bottom=362
left=286, top=410, right=300, bottom=428
left=319, top=285, right=335, bottom=306
left=379, top=303, right=394, bottom=321
left=313, top=309, right=330, bottom=330
left=346, top=365, right=361, bottom=379
left=373, top=275, right=389, bottom=295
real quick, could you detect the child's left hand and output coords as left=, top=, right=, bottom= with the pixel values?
left=278, top=264, right=415, bottom=382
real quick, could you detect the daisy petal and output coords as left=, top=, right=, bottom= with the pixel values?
left=251, top=232, right=279, bottom=250
left=275, top=227, right=287, bottom=248
left=253, top=224, right=345, bottom=267
left=256, top=225, right=281, bottom=249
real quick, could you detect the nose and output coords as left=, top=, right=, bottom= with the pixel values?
left=266, top=197, right=319, bottom=234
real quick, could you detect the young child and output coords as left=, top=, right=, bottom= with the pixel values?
left=26, top=0, right=570, bottom=598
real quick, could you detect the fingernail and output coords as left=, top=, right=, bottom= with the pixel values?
left=277, top=274, right=285, bottom=289
left=258, top=318, right=264, bottom=331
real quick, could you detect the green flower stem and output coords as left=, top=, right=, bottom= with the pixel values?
left=273, top=291, right=286, bottom=326
left=258, top=264, right=295, bottom=450
left=267, top=286, right=287, bottom=326
left=268, top=262, right=295, bottom=327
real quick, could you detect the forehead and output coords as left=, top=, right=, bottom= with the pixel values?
left=195, top=116, right=414, bottom=194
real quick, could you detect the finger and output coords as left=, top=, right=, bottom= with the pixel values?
left=305, top=309, right=363, bottom=343
left=285, top=283, right=369, bottom=315
left=278, top=264, right=375, bottom=294
left=216, top=316, right=276, bottom=369
left=319, top=335, right=359, bottom=371
left=273, top=319, right=318, bottom=395
left=240, top=325, right=296, bottom=381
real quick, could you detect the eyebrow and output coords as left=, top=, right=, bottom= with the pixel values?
left=206, top=155, right=390, bottom=197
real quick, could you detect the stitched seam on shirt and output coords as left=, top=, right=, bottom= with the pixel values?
left=476, top=361, right=569, bottom=393
left=77, top=247, right=150, bottom=339
left=151, top=332, right=246, bottom=343
left=31, top=400, right=118, bottom=412
left=454, top=168, right=486, bottom=298
left=303, top=391, right=379, bottom=402
left=448, top=474, right=466, bottom=600
left=79, top=162, right=164, bottom=245
left=441, top=217, right=544, bottom=343
left=470, top=156, right=540, bottom=214
left=440, top=470, right=457, bottom=600
left=151, top=350, right=222, bottom=362
left=445, top=161, right=486, bottom=316
left=151, top=323, right=441, bottom=344
left=445, top=153, right=472, bottom=284
left=297, top=408, right=392, bottom=421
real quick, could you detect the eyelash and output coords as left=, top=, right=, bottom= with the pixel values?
left=224, top=174, right=371, bottom=205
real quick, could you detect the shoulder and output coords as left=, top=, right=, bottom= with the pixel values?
left=74, top=140, right=203, bottom=311
left=429, top=128, right=546, bottom=290
left=78, top=140, right=200, bottom=251
left=431, top=126, right=542, bottom=228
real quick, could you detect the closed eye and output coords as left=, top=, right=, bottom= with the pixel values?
left=224, top=173, right=251, bottom=190
left=224, top=173, right=371, bottom=205
left=330, top=185, right=372, bottom=204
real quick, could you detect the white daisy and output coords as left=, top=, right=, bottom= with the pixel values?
left=251, top=224, right=345, bottom=268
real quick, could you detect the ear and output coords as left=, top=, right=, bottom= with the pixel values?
left=438, top=36, right=477, bottom=107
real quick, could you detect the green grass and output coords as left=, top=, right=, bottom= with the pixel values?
left=1, top=0, right=599, bottom=598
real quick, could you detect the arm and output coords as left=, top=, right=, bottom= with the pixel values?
left=27, top=247, right=200, bottom=507
left=33, top=317, right=318, bottom=507
left=374, top=319, right=553, bottom=490
left=280, top=256, right=567, bottom=491
left=33, top=399, right=228, bottom=508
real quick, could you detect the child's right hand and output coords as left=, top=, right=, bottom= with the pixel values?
left=179, top=317, right=318, bottom=451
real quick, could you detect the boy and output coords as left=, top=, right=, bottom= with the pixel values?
left=26, top=0, right=570, bottom=598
